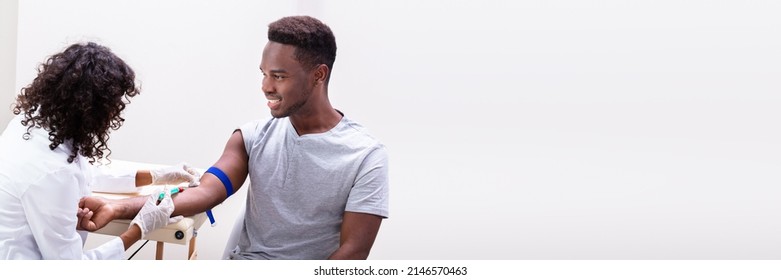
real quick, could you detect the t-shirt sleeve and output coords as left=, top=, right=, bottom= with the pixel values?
left=345, top=145, right=390, bottom=218
left=238, top=119, right=262, bottom=156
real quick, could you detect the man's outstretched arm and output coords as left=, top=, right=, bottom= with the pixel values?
left=170, top=130, right=249, bottom=217
left=79, top=130, right=250, bottom=231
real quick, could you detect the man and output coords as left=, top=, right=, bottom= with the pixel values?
left=79, top=15, right=389, bottom=260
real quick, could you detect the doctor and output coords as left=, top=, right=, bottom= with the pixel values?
left=0, top=42, right=197, bottom=259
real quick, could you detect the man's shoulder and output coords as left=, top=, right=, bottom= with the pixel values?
left=239, top=117, right=288, bottom=136
left=239, top=116, right=277, bottom=128
left=339, top=117, right=385, bottom=150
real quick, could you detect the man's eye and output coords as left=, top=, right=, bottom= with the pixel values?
left=274, top=75, right=284, bottom=80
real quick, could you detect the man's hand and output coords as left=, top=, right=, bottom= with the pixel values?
left=78, top=196, right=117, bottom=232
left=76, top=207, right=93, bottom=231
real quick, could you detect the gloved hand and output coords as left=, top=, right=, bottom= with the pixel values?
left=150, top=162, right=200, bottom=186
left=129, top=186, right=184, bottom=239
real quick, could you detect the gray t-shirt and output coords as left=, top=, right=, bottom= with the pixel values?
left=228, top=115, right=389, bottom=260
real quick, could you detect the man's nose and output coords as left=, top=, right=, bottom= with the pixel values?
left=261, top=77, right=273, bottom=93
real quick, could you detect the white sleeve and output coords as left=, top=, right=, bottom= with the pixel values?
left=21, top=168, right=125, bottom=259
left=89, top=164, right=137, bottom=193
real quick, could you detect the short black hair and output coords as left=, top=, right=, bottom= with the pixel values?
left=268, top=16, right=337, bottom=81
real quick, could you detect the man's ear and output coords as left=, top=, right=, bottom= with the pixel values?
left=314, top=64, right=329, bottom=84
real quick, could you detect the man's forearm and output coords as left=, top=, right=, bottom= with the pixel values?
left=328, top=245, right=370, bottom=260
left=169, top=176, right=232, bottom=217
left=329, top=212, right=382, bottom=260
left=116, top=196, right=147, bottom=220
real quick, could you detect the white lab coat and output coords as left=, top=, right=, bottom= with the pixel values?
left=0, top=115, right=136, bottom=259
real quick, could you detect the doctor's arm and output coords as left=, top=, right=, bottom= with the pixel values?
left=90, top=163, right=200, bottom=194
left=136, top=163, right=200, bottom=187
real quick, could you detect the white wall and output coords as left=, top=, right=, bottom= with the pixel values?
left=14, top=0, right=781, bottom=260
left=15, top=0, right=291, bottom=260
left=0, top=0, right=18, bottom=131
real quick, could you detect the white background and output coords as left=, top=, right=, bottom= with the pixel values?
left=3, top=0, right=780, bottom=259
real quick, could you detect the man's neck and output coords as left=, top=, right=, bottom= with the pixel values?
left=289, top=105, right=343, bottom=136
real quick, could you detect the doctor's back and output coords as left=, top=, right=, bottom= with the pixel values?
left=0, top=115, right=95, bottom=259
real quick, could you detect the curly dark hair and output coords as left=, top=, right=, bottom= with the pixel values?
left=12, top=42, right=139, bottom=164
left=268, top=15, right=337, bottom=83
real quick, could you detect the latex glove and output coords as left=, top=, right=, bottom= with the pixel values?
left=129, top=186, right=184, bottom=239
left=150, top=162, right=201, bottom=186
